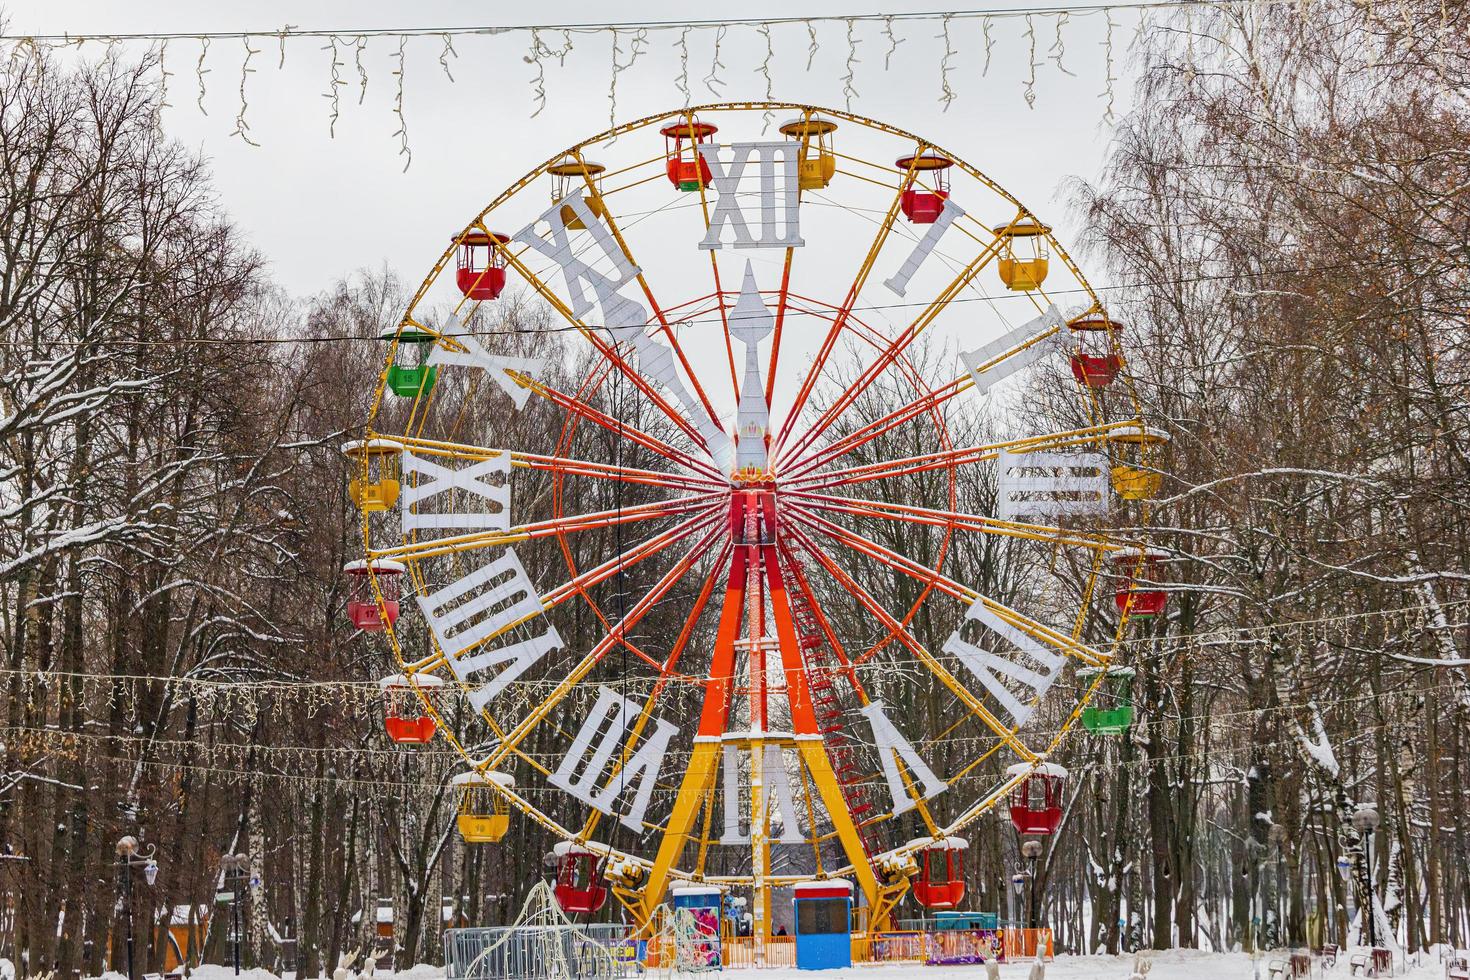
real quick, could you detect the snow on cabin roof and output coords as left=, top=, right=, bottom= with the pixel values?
left=450, top=770, right=514, bottom=788
left=552, top=840, right=604, bottom=857
left=376, top=907, right=394, bottom=924
left=793, top=879, right=852, bottom=894
left=1110, top=422, right=1171, bottom=444
left=1005, top=761, right=1068, bottom=779
left=1076, top=665, right=1136, bottom=679
left=904, top=836, right=969, bottom=851
left=341, top=437, right=404, bottom=456
left=670, top=885, right=723, bottom=898
left=343, top=559, right=406, bottom=575
left=379, top=673, right=445, bottom=689
left=1112, top=546, right=1169, bottom=562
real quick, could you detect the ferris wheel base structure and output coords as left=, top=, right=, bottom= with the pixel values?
left=346, top=101, right=1172, bottom=937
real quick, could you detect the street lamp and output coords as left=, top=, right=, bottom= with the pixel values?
left=116, top=836, right=159, bottom=980
left=1009, top=872, right=1026, bottom=930
left=221, top=853, right=250, bottom=976
left=1022, top=840, right=1043, bottom=930
left=1351, top=806, right=1380, bottom=949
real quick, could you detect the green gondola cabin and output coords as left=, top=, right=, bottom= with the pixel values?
left=382, top=329, right=439, bottom=398
left=1077, top=665, right=1135, bottom=734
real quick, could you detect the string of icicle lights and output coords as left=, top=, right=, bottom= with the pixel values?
left=2, top=0, right=1279, bottom=170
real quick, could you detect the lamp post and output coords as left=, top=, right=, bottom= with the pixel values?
left=221, top=853, right=249, bottom=975
left=1351, top=806, right=1380, bottom=949
left=116, top=836, right=159, bottom=980
left=1336, top=855, right=1353, bottom=947
left=1022, top=840, right=1043, bottom=930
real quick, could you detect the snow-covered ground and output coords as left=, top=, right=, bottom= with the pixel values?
left=171, top=948, right=1461, bottom=980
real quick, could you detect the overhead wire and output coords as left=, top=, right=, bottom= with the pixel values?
left=3, top=595, right=1466, bottom=694
left=0, top=2, right=1280, bottom=45
left=0, top=258, right=1387, bottom=349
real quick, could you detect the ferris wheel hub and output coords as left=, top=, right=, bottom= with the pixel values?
left=730, top=469, right=776, bottom=489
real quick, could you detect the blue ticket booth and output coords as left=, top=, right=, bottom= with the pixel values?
left=793, top=880, right=852, bottom=970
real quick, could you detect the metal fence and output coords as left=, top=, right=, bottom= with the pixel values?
left=445, top=923, right=640, bottom=980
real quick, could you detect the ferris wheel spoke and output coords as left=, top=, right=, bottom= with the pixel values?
left=540, top=506, right=724, bottom=610
left=478, top=523, right=726, bottom=773
left=771, top=144, right=931, bottom=455
left=774, top=537, right=866, bottom=701
left=402, top=511, right=723, bottom=687
left=571, top=151, right=730, bottom=431
left=787, top=490, right=1127, bottom=553
left=781, top=291, right=938, bottom=418
left=788, top=508, right=1108, bottom=669
left=371, top=494, right=723, bottom=564
left=780, top=520, right=1038, bottom=763
left=519, top=374, right=725, bottom=480
left=685, top=174, right=742, bottom=402
left=786, top=420, right=1144, bottom=490
left=495, top=245, right=724, bottom=460
left=384, top=434, right=723, bottom=494
left=772, top=238, right=1005, bottom=472
left=764, top=249, right=797, bottom=409
left=578, top=541, right=732, bottom=843
left=781, top=378, right=966, bottom=481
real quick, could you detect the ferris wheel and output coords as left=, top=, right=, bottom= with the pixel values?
left=345, top=102, right=1168, bottom=937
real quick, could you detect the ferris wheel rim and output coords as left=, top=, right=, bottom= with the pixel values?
left=360, top=100, right=1158, bottom=898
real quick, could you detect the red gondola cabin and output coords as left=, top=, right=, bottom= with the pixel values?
left=660, top=118, right=718, bottom=191
left=910, top=836, right=968, bottom=910
left=1067, top=315, right=1126, bottom=389
left=1005, top=763, right=1068, bottom=836
left=1113, top=548, right=1169, bottom=619
left=895, top=153, right=954, bottom=224
left=380, top=673, right=444, bottom=744
left=552, top=842, right=608, bottom=915
left=344, top=559, right=404, bottom=632
left=454, top=230, right=510, bottom=301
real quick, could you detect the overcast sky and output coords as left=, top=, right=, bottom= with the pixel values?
left=8, top=1, right=1143, bottom=301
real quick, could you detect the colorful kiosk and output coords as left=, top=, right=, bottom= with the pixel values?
left=669, top=885, right=722, bottom=970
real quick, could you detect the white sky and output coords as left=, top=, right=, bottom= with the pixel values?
left=7, top=1, right=1142, bottom=298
